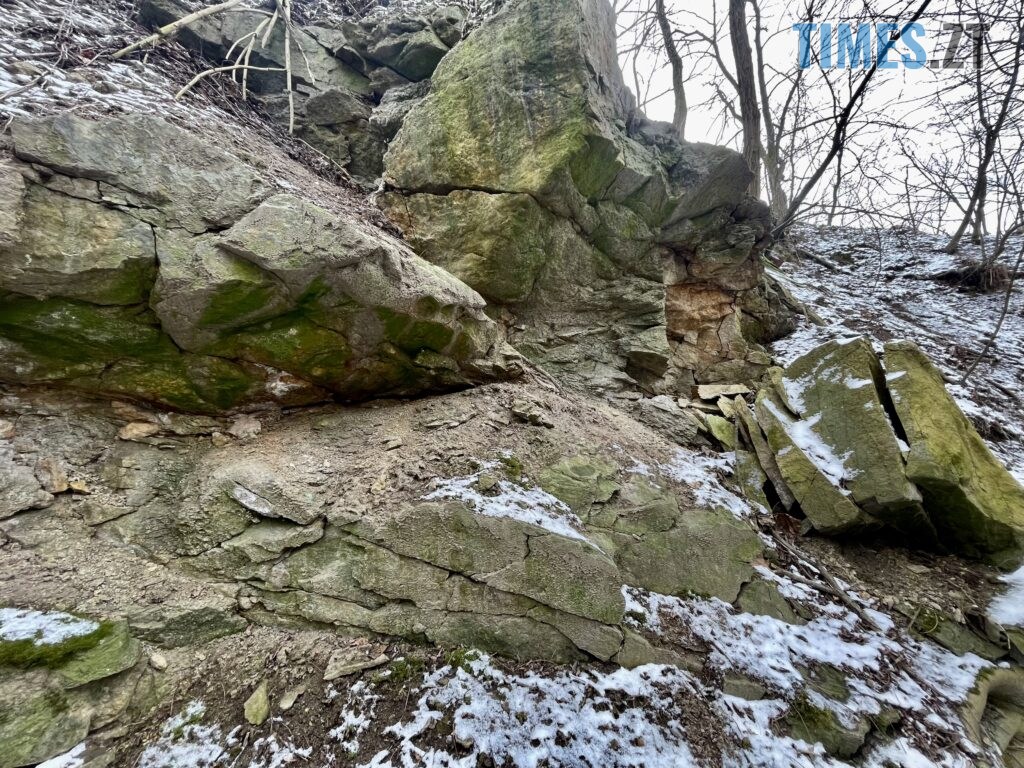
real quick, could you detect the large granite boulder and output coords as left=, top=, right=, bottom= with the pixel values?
left=381, top=0, right=780, bottom=393
left=0, top=114, right=518, bottom=413
left=741, top=338, right=1024, bottom=567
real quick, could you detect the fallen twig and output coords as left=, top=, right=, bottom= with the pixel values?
left=773, top=535, right=884, bottom=632
left=112, top=0, right=249, bottom=60
left=0, top=70, right=49, bottom=104
left=175, top=63, right=284, bottom=99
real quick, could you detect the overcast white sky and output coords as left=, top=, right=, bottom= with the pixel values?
left=617, top=0, right=1015, bottom=232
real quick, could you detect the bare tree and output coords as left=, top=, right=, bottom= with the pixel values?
left=774, top=0, right=934, bottom=234
left=654, top=0, right=688, bottom=139
left=945, top=12, right=1024, bottom=252
left=729, top=0, right=761, bottom=197
left=616, top=0, right=688, bottom=137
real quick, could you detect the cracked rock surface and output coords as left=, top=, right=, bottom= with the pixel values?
left=0, top=114, right=519, bottom=413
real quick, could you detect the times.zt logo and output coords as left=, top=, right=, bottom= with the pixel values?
left=793, top=22, right=987, bottom=70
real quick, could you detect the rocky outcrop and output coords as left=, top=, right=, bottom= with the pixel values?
left=739, top=337, right=1024, bottom=567
left=0, top=114, right=518, bottom=412
left=885, top=340, right=1024, bottom=568
left=111, top=423, right=760, bottom=663
left=0, top=381, right=763, bottom=666
left=138, top=0, right=466, bottom=182
left=380, top=0, right=783, bottom=394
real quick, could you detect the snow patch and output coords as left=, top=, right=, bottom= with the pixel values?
left=138, top=702, right=229, bottom=768
left=330, top=680, right=379, bottom=754
left=37, top=743, right=87, bottom=768
left=0, top=608, right=99, bottom=646
left=424, top=462, right=592, bottom=544
left=660, top=448, right=756, bottom=518
left=988, top=565, right=1024, bottom=628
left=762, top=400, right=854, bottom=488
left=361, top=655, right=702, bottom=768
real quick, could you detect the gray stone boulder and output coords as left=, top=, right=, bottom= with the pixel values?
left=741, top=338, right=1024, bottom=566
left=0, top=449, right=53, bottom=520
left=0, top=611, right=145, bottom=768
left=381, top=0, right=781, bottom=394
left=884, top=340, right=1024, bottom=568
left=10, top=114, right=268, bottom=234
left=0, top=115, right=519, bottom=413
left=340, top=11, right=455, bottom=82
left=0, top=182, right=155, bottom=306
left=151, top=193, right=512, bottom=400
left=136, top=0, right=461, bottom=183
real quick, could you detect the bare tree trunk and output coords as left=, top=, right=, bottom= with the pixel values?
left=729, top=0, right=760, bottom=198
left=962, top=235, right=1024, bottom=383
left=654, top=0, right=687, bottom=141
left=751, top=0, right=789, bottom=218
left=946, top=26, right=1023, bottom=253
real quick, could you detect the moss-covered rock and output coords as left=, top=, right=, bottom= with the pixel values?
left=381, top=191, right=570, bottom=305
left=784, top=693, right=871, bottom=758
left=736, top=578, right=805, bottom=626
left=347, top=502, right=625, bottom=625
left=538, top=455, right=620, bottom=514
left=0, top=185, right=156, bottom=306
left=55, top=621, right=141, bottom=689
left=910, top=607, right=1006, bottom=660
left=961, top=666, right=1024, bottom=761
left=1, top=117, right=519, bottom=413
left=596, top=476, right=678, bottom=533
left=0, top=673, right=90, bottom=768
left=127, top=605, right=247, bottom=649
left=884, top=340, right=1024, bottom=568
left=612, top=507, right=760, bottom=601
left=778, top=337, right=929, bottom=534
left=382, top=0, right=777, bottom=391
left=0, top=610, right=145, bottom=767
left=754, top=389, right=872, bottom=534
left=158, top=193, right=515, bottom=399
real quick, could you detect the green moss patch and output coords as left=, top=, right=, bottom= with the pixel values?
left=0, top=618, right=112, bottom=671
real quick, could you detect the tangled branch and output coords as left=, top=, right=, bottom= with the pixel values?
left=112, top=0, right=312, bottom=133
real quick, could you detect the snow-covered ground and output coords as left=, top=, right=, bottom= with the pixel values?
left=131, top=562, right=997, bottom=767
left=773, top=226, right=1024, bottom=483
left=989, top=565, right=1024, bottom=628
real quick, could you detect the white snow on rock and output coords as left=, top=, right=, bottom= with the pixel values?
left=0, top=608, right=99, bottom=646
left=622, top=585, right=898, bottom=693
left=660, top=448, right=758, bottom=518
left=988, top=564, right=1024, bottom=628
left=761, top=400, right=854, bottom=489
left=423, top=462, right=592, bottom=544
left=623, top=570, right=989, bottom=766
left=716, top=696, right=839, bottom=768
